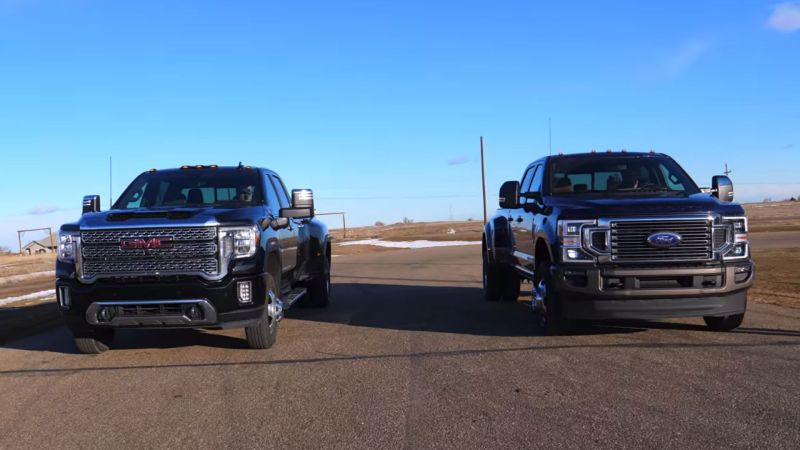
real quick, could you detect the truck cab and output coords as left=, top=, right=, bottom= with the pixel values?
left=483, top=152, right=754, bottom=334
left=56, top=164, right=331, bottom=353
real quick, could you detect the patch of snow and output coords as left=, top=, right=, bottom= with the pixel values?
left=339, top=239, right=481, bottom=249
left=0, top=271, right=55, bottom=285
left=446, top=228, right=456, bottom=234
left=0, top=289, right=56, bottom=307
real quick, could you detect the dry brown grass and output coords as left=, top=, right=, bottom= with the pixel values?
left=744, top=201, right=800, bottom=232
left=750, top=249, right=800, bottom=309
left=0, top=253, right=55, bottom=277
left=332, top=220, right=483, bottom=243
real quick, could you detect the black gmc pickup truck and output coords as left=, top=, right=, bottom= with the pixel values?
left=483, top=152, right=754, bottom=334
left=56, top=164, right=331, bottom=353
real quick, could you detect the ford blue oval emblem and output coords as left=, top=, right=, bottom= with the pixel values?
left=647, top=232, right=682, bottom=249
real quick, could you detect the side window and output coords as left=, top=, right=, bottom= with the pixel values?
left=269, top=175, right=291, bottom=208
left=263, top=173, right=282, bottom=213
left=520, top=168, right=535, bottom=194
left=529, top=165, right=544, bottom=194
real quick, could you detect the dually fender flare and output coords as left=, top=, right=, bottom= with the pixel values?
left=484, top=216, right=512, bottom=264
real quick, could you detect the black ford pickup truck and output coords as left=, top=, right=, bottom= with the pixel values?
left=483, top=152, right=754, bottom=334
left=56, top=164, right=331, bottom=353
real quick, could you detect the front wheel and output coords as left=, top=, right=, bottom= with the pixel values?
left=73, top=329, right=115, bottom=354
left=245, top=273, right=279, bottom=349
left=704, top=313, right=744, bottom=332
left=534, top=261, right=570, bottom=335
left=483, top=247, right=520, bottom=302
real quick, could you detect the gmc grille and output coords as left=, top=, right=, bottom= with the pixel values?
left=80, top=227, right=219, bottom=279
left=610, top=219, right=713, bottom=263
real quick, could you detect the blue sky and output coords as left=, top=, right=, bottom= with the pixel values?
left=1, top=0, right=798, bottom=248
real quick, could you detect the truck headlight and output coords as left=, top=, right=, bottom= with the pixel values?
left=58, top=231, right=79, bottom=262
left=220, top=225, right=260, bottom=259
left=722, top=217, right=748, bottom=260
left=558, top=220, right=596, bottom=263
left=558, top=220, right=594, bottom=247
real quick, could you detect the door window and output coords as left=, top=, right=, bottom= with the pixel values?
left=264, top=173, right=283, bottom=214
left=269, top=175, right=291, bottom=208
left=529, top=165, right=544, bottom=194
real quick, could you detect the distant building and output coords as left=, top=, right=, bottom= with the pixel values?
left=22, top=236, right=56, bottom=255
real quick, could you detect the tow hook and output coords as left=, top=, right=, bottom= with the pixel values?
left=267, top=291, right=284, bottom=322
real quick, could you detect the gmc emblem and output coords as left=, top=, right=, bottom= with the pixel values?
left=120, top=237, right=175, bottom=251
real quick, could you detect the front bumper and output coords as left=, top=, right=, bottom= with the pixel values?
left=56, top=273, right=268, bottom=332
left=554, top=262, right=754, bottom=320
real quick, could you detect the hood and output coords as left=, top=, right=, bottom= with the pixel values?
left=547, top=193, right=745, bottom=219
left=68, top=206, right=261, bottom=230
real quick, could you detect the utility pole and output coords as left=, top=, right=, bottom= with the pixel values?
left=724, top=163, right=732, bottom=177
left=480, top=136, right=488, bottom=224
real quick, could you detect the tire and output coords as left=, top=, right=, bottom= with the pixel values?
left=73, top=329, right=114, bottom=354
left=704, top=313, right=744, bottom=332
left=245, top=273, right=279, bottom=349
left=483, top=246, right=520, bottom=302
left=305, top=257, right=331, bottom=308
left=534, top=260, right=570, bottom=335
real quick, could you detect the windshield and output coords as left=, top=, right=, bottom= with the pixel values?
left=547, top=156, right=700, bottom=196
left=113, top=169, right=264, bottom=209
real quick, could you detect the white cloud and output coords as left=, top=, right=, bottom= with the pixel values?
left=26, top=205, right=67, bottom=215
left=767, top=2, right=800, bottom=33
left=662, top=37, right=716, bottom=77
left=447, top=155, right=469, bottom=166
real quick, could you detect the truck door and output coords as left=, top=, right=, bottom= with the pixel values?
left=525, top=165, right=546, bottom=269
left=511, top=165, right=538, bottom=270
left=266, top=174, right=299, bottom=274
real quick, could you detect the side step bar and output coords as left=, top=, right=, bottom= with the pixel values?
left=281, top=287, right=307, bottom=308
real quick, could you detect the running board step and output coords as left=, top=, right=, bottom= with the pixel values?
left=282, top=287, right=307, bottom=308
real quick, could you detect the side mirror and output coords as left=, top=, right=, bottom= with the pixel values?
left=712, top=176, right=734, bottom=203
left=82, top=195, right=101, bottom=214
left=499, top=181, right=520, bottom=209
left=280, top=189, right=315, bottom=219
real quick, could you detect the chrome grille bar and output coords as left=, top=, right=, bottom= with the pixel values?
left=610, top=218, right=713, bottom=263
left=79, top=226, right=220, bottom=280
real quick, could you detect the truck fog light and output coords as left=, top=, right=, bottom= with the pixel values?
left=734, top=264, right=752, bottom=283
left=97, top=307, right=114, bottom=322
left=187, top=305, right=202, bottom=320
left=563, top=248, right=593, bottom=262
left=237, top=281, right=252, bottom=304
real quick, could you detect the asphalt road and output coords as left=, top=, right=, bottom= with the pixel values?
left=1, top=246, right=799, bottom=449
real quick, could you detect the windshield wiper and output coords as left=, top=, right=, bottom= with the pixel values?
left=621, top=186, right=682, bottom=193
